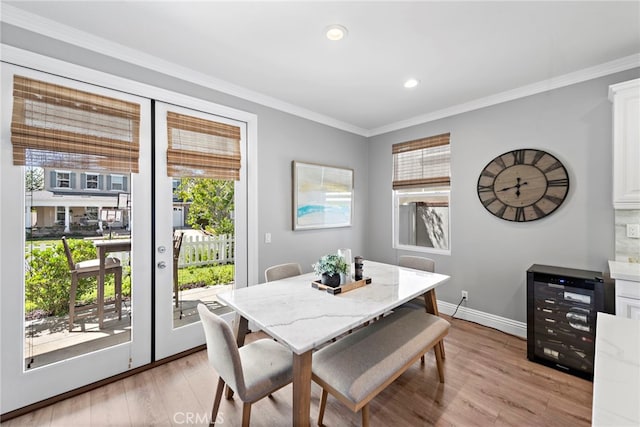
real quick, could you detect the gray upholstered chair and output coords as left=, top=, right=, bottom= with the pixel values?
left=62, top=236, right=122, bottom=331
left=264, top=262, right=302, bottom=282
left=397, top=255, right=436, bottom=311
left=398, top=255, right=435, bottom=273
left=197, top=304, right=293, bottom=427
left=398, top=255, right=445, bottom=361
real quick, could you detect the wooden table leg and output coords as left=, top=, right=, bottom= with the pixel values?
left=98, top=247, right=106, bottom=329
left=293, top=350, right=312, bottom=426
left=424, top=289, right=446, bottom=359
left=226, top=314, right=249, bottom=399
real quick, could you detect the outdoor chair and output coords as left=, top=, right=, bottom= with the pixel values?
left=62, top=236, right=122, bottom=331
left=264, top=262, right=302, bottom=282
left=197, top=304, right=293, bottom=426
left=173, top=231, right=184, bottom=315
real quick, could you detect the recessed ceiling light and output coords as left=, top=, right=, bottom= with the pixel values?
left=325, top=24, right=348, bottom=41
left=404, top=78, right=420, bottom=89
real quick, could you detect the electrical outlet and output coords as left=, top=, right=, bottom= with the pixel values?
left=627, top=224, right=640, bottom=239
left=461, top=290, right=469, bottom=301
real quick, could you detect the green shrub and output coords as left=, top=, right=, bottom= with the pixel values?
left=178, top=264, right=234, bottom=288
left=25, top=239, right=120, bottom=316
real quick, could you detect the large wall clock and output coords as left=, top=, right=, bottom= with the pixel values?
left=477, top=149, right=569, bottom=222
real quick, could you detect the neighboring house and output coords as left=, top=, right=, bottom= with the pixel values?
left=27, top=170, right=191, bottom=234
left=27, top=168, right=129, bottom=233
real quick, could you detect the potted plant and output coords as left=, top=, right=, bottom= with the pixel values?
left=313, top=253, right=348, bottom=287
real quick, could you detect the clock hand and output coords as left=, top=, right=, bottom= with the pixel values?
left=497, top=178, right=529, bottom=194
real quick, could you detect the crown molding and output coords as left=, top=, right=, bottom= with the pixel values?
left=0, top=4, right=369, bottom=137
left=370, top=53, right=640, bottom=137
left=2, top=4, right=638, bottom=139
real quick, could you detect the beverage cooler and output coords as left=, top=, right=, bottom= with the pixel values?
left=526, top=264, right=610, bottom=380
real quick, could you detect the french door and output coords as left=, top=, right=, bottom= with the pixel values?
left=1, top=59, right=254, bottom=414
left=153, top=101, right=248, bottom=359
left=0, top=63, right=153, bottom=413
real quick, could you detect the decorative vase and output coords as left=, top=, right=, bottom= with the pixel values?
left=321, top=273, right=341, bottom=287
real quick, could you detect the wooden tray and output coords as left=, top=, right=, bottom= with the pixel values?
left=311, top=277, right=372, bottom=295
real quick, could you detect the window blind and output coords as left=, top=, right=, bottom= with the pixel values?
left=166, top=111, right=241, bottom=180
left=11, top=75, right=140, bottom=173
left=392, top=133, right=450, bottom=190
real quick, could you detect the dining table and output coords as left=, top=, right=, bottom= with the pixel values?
left=217, top=260, right=450, bottom=426
left=91, top=238, right=131, bottom=328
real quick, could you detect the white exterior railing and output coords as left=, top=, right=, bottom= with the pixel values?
left=177, top=234, right=234, bottom=267
left=26, top=233, right=235, bottom=268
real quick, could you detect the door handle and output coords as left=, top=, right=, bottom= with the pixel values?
left=157, top=261, right=167, bottom=269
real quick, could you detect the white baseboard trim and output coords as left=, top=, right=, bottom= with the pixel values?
left=438, top=300, right=527, bottom=339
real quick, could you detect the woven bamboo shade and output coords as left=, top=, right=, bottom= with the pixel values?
left=392, top=133, right=450, bottom=190
left=166, top=111, right=241, bottom=180
left=11, top=75, right=140, bottom=173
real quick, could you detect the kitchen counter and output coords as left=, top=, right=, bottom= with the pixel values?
left=609, top=260, right=640, bottom=282
left=592, top=312, right=640, bottom=426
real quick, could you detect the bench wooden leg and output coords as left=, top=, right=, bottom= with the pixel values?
left=424, top=291, right=446, bottom=359
left=361, top=404, right=370, bottom=427
left=318, top=389, right=328, bottom=426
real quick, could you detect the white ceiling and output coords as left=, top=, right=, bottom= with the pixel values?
left=2, top=1, right=640, bottom=136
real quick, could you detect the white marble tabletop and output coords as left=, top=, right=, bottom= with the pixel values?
left=217, top=260, right=450, bottom=354
left=592, top=312, right=640, bottom=426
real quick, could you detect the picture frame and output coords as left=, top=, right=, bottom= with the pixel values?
left=292, top=161, right=354, bottom=230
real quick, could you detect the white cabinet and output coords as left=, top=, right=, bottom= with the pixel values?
left=616, top=279, right=640, bottom=320
left=608, top=261, right=640, bottom=319
left=609, top=79, right=640, bottom=209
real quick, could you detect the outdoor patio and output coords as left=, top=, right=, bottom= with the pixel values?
left=24, top=284, right=232, bottom=370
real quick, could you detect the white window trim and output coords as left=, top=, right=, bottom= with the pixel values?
left=109, top=174, right=124, bottom=191
left=392, top=187, right=452, bottom=256
left=84, top=172, right=99, bottom=190
left=54, top=170, right=72, bottom=189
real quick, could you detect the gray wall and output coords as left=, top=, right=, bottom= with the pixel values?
left=367, top=68, right=640, bottom=322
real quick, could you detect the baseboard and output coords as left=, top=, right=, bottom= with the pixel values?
left=437, top=300, right=527, bottom=339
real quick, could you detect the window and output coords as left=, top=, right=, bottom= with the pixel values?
left=85, top=206, right=98, bottom=220
left=110, top=174, right=124, bottom=191
left=55, top=171, right=71, bottom=188
left=56, top=206, right=65, bottom=224
left=392, top=133, right=451, bottom=253
left=84, top=173, right=99, bottom=189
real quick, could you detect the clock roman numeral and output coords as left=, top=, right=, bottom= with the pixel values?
left=512, top=149, right=526, bottom=165
left=515, top=207, right=526, bottom=222
left=482, top=197, right=498, bottom=207
left=477, top=185, right=494, bottom=193
left=544, top=195, right=564, bottom=205
left=494, top=157, right=506, bottom=169
left=543, top=161, right=563, bottom=173
left=533, top=203, right=546, bottom=217
left=547, top=178, right=568, bottom=187
left=495, top=204, right=507, bottom=218
left=481, top=170, right=496, bottom=178
left=532, top=151, right=545, bottom=165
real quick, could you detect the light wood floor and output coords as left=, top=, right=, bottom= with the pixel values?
left=2, top=315, right=592, bottom=426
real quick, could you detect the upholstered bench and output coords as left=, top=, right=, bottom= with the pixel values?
left=312, top=308, right=450, bottom=426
